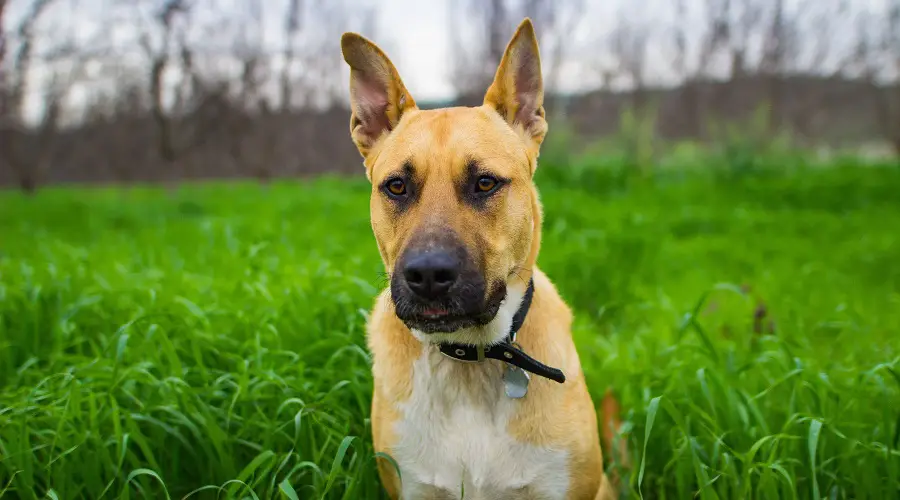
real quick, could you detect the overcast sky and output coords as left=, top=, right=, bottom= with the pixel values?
left=371, top=0, right=630, bottom=100
left=3, top=0, right=891, bottom=121
left=377, top=0, right=457, bottom=100
left=6, top=0, right=669, bottom=101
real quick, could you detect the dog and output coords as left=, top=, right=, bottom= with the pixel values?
left=340, top=18, right=617, bottom=500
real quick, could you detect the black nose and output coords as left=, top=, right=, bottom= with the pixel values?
left=402, top=251, right=460, bottom=299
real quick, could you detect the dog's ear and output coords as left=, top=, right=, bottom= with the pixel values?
left=341, top=32, right=417, bottom=161
left=483, top=18, right=547, bottom=158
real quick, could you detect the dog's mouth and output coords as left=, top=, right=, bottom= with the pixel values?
left=388, top=229, right=509, bottom=335
left=422, top=307, right=450, bottom=319
left=391, top=282, right=507, bottom=334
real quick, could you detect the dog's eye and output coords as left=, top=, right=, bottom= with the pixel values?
left=476, top=176, right=498, bottom=193
left=386, top=179, right=407, bottom=196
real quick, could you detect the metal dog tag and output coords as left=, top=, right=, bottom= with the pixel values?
left=503, top=365, right=530, bottom=399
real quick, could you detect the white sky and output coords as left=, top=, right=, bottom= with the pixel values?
left=377, top=0, right=456, bottom=101
left=371, top=0, right=629, bottom=101
left=5, top=0, right=676, bottom=103
left=3, top=0, right=891, bottom=122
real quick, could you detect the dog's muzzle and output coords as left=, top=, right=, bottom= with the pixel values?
left=390, top=230, right=500, bottom=333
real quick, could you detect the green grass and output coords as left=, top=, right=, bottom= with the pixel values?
left=1, top=160, right=899, bottom=499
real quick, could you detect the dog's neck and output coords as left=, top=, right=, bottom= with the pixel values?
left=410, top=277, right=566, bottom=384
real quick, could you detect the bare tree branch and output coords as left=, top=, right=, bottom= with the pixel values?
left=1, top=0, right=62, bottom=193
left=280, top=0, right=302, bottom=111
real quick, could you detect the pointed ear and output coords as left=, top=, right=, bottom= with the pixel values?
left=341, top=32, right=417, bottom=161
left=483, top=18, right=547, bottom=156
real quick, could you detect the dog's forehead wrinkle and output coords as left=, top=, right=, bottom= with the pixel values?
left=370, top=119, right=531, bottom=187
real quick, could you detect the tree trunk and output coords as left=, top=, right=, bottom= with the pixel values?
left=18, top=169, right=37, bottom=195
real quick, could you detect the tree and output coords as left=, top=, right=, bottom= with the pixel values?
left=0, top=0, right=64, bottom=194
left=879, top=0, right=900, bottom=154
left=447, top=0, right=584, bottom=102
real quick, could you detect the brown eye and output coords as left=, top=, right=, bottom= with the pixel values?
left=387, top=179, right=406, bottom=196
left=476, top=176, right=498, bottom=193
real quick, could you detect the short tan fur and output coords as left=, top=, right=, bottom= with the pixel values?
left=341, top=18, right=617, bottom=500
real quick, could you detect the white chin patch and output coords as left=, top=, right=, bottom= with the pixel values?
left=410, top=281, right=527, bottom=346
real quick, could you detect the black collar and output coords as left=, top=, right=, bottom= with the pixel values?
left=437, top=278, right=566, bottom=384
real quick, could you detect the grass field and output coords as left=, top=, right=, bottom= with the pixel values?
left=1, top=159, right=899, bottom=499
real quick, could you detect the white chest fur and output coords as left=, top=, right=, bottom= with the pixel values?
left=391, top=348, right=570, bottom=499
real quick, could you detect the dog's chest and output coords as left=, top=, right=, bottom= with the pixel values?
left=391, top=350, right=570, bottom=499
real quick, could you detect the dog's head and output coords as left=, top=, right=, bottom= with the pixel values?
left=341, top=19, right=547, bottom=345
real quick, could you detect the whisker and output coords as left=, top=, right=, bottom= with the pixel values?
left=509, top=265, right=529, bottom=285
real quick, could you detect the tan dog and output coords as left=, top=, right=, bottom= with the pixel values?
left=340, top=18, right=616, bottom=500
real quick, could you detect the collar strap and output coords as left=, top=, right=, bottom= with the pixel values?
left=437, top=278, right=567, bottom=384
